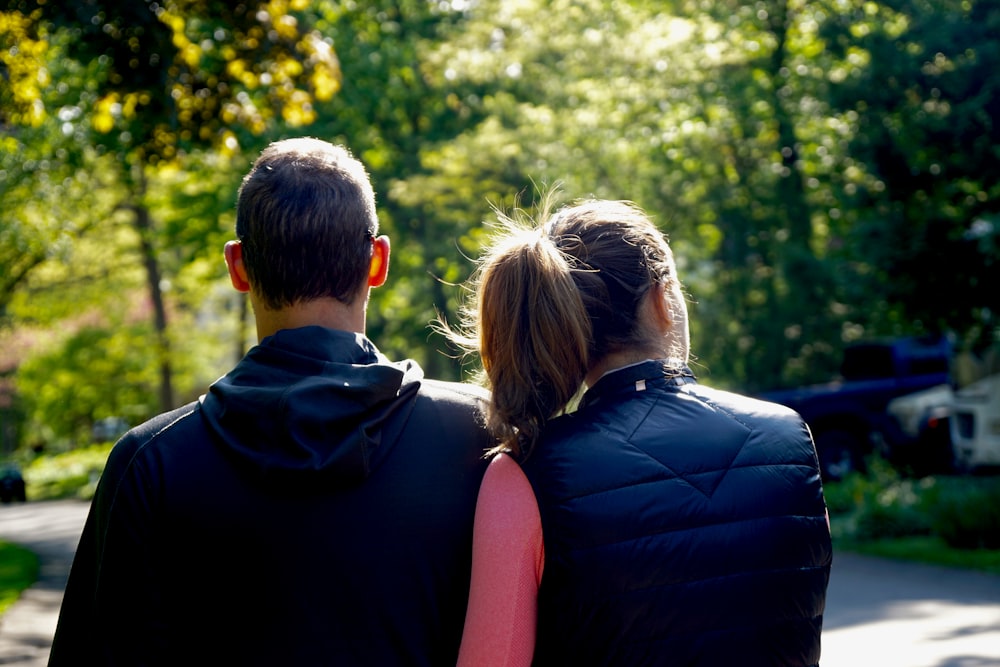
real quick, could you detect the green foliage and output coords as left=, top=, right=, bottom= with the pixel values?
left=924, top=476, right=1000, bottom=550
left=826, top=457, right=1000, bottom=570
left=821, top=0, right=1000, bottom=337
left=146, top=154, right=242, bottom=269
left=10, top=0, right=341, bottom=162
left=854, top=482, right=934, bottom=541
left=12, top=280, right=238, bottom=452
left=2, top=0, right=999, bottom=451
left=299, top=1, right=489, bottom=379
left=0, top=28, right=122, bottom=319
left=827, top=457, right=935, bottom=541
left=22, top=443, right=113, bottom=502
left=408, top=0, right=857, bottom=389
left=15, top=324, right=160, bottom=450
left=0, top=540, right=39, bottom=616
left=852, top=535, right=1000, bottom=575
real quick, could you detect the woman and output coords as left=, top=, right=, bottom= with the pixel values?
left=454, top=199, right=832, bottom=666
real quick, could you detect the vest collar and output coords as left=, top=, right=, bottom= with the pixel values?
left=581, top=359, right=696, bottom=409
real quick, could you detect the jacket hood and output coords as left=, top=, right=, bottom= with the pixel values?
left=199, top=326, right=423, bottom=486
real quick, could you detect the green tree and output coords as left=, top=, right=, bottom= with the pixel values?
left=0, top=15, right=103, bottom=320
left=821, top=0, right=1000, bottom=345
left=397, top=0, right=850, bottom=389
left=302, top=0, right=496, bottom=379
left=410, top=0, right=995, bottom=391
left=15, top=324, right=161, bottom=450
left=389, top=1, right=716, bottom=379
left=2, top=0, right=341, bottom=413
left=659, top=0, right=850, bottom=390
left=5, top=0, right=996, bottom=454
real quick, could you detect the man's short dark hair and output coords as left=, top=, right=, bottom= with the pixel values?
left=236, top=138, right=379, bottom=309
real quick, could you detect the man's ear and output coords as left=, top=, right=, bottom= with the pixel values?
left=224, top=241, right=251, bottom=293
left=368, top=235, right=390, bottom=287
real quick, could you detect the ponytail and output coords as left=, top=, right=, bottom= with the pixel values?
left=477, top=229, right=591, bottom=456
left=446, top=198, right=677, bottom=459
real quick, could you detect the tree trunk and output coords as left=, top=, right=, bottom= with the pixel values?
left=766, top=0, right=811, bottom=246
left=131, top=195, right=175, bottom=413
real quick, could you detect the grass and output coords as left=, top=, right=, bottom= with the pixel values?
left=0, top=540, right=40, bottom=615
left=0, top=444, right=110, bottom=617
left=845, top=535, right=1000, bottom=575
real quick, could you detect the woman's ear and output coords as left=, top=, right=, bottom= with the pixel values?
left=224, top=241, right=251, bottom=293
left=368, top=235, right=391, bottom=287
left=649, top=283, right=674, bottom=332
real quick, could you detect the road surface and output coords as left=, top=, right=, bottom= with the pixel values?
left=0, top=500, right=89, bottom=667
left=1, top=499, right=999, bottom=666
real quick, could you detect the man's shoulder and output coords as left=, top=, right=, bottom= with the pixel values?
left=109, top=402, right=202, bottom=461
left=416, top=378, right=490, bottom=404
left=408, top=379, right=491, bottom=443
left=93, top=402, right=203, bottom=502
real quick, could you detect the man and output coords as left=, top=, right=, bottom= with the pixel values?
left=49, top=138, right=492, bottom=666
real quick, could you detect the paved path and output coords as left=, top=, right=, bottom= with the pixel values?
left=824, top=552, right=1000, bottom=666
left=1, top=499, right=999, bottom=666
left=0, top=500, right=89, bottom=667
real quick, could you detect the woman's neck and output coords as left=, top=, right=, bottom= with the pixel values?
left=584, top=347, right=666, bottom=387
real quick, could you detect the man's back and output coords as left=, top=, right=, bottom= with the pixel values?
left=50, top=327, right=491, bottom=666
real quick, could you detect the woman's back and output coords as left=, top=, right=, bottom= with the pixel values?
left=522, top=361, right=831, bottom=667
left=454, top=198, right=831, bottom=666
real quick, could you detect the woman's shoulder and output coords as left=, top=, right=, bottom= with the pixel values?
left=685, top=383, right=805, bottom=424
left=477, top=453, right=543, bottom=566
left=483, top=452, right=533, bottom=492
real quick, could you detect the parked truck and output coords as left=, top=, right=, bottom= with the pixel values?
left=948, top=342, right=1000, bottom=472
left=951, top=373, right=1000, bottom=471
left=884, top=338, right=1000, bottom=475
left=758, top=336, right=952, bottom=480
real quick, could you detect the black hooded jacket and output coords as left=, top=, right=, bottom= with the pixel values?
left=50, top=327, right=492, bottom=666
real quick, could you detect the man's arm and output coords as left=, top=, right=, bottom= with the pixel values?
left=49, top=432, right=162, bottom=666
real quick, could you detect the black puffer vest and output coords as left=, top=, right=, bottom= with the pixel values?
left=522, top=361, right=832, bottom=667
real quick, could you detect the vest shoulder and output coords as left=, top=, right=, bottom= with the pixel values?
left=686, top=384, right=805, bottom=427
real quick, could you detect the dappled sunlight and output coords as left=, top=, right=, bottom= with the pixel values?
left=822, top=553, right=1000, bottom=665
left=823, top=601, right=1000, bottom=666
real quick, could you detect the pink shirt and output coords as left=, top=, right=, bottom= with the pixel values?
left=456, top=454, right=544, bottom=667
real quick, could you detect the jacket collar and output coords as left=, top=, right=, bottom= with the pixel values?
left=581, top=359, right=696, bottom=410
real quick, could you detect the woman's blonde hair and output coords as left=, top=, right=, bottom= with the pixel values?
left=452, top=198, right=679, bottom=458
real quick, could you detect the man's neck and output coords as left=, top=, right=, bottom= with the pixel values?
left=253, top=295, right=367, bottom=341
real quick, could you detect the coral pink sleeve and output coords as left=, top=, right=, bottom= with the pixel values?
left=456, top=453, right=544, bottom=667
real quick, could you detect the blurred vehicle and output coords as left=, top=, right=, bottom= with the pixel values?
left=886, top=384, right=955, bottom=475
left=950, top=373, right=1000, bottom=472
left=92, top=417, right=129, bottom=443
left=0, top=464, right=27, bottom=503
left=759, top=336, right=952, bottom=480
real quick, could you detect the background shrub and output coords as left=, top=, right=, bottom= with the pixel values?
left=924, top=477, right=1000, bottom=550
left=23, top=443, right=113, bottom=502
left=825, top=456, right=1000, bottom=552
